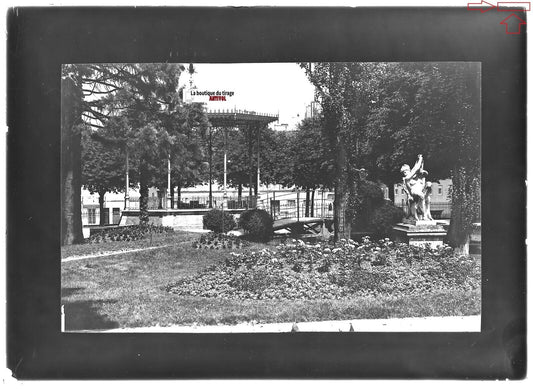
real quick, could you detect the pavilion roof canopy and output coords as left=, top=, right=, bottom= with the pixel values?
left=207, top=108, right=278, bottom=128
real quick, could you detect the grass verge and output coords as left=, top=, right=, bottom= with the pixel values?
left=61, top=231, right=201, bottom=259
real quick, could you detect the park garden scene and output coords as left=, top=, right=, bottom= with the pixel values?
left=61, top=62, right=481, bottom=331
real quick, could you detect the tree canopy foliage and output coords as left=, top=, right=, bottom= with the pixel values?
left=300, top=62, right=480, bottom=248
left=61, top=63, right=209, bottom=238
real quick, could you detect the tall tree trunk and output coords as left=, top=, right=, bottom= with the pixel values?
left=98, top=189, right=106, bottom=226
left=170, top=184, right=175, bottom=209
left=139, top=158, right=149, bottom=225
left=455, top=237, right=470, bottom=255
left=61, top=75, right=84, bottom=245
left=322, top=82, right=349, bottom=241
left=310, top=189, right=315, bottom=217
left=447, top=166, right=480, bottom=254
left=333, top=135, right=349, bottom=241
left=305, top=188, right=310, bottom=217
left=177, top=183, right=182, bottom=208
left=238, top=183, right=242, bottom=206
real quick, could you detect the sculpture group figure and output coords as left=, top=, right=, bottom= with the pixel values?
left=401, top=154, right=433, bottom=221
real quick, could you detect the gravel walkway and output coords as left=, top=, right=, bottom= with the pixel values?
left=93, top=315, right=481, bottom=333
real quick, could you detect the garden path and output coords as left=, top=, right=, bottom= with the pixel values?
left=88, top=315, right=481, bottom=333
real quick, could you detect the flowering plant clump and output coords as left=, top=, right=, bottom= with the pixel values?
left=166, top=237, right=480, bottom=300
left=86, top=224, right=174, bottom=243
left=192, top=232, right=249, bottom=250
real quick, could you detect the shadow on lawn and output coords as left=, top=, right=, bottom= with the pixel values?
left=61, top=287, right=85, bottom=298
left=62, top=298, right=120, bottom=331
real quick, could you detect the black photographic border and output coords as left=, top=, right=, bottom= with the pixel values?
left=6, top=7, right=526, bottom=379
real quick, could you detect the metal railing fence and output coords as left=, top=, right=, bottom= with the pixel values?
left=128, top=195, right=257, bottom=210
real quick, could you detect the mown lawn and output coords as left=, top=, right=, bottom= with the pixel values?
left=61, top=231, right=200, bottom=259
left=61, top=232, right=481, bottom=331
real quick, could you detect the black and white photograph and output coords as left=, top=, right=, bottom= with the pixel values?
left=7, top=5, right=526, bottom=379
left=60, top=62, right=481, bottom=333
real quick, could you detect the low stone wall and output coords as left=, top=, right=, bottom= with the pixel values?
left=120, top=209, right=244, bottom=231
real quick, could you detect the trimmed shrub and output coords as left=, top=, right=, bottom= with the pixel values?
left=369, top=202, right=405, bottom=238
left=239, top=209, right=273, bottom=242
left=203, top=209, right=236, bottom=233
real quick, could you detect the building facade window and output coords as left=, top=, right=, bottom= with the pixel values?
left=438, top=185, right=443, bottom=195
left=381, top=186, right=389, bottom=200
left=88, top=208, right=96, bottom=224
left=112, top=208, right=121, bottom=224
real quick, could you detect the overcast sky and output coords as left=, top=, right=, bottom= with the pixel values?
left=179, top=63, right=316, bottom=130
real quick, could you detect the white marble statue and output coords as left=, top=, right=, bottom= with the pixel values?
left=400, top=154, right=433, bottom=221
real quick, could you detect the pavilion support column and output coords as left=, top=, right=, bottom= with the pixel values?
left=208, top=125, right=213, bottom=208
left=256, top=124, right=261, bottom=208
left=248, top=125, right=254, bottom=207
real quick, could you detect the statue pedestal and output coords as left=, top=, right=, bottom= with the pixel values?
left=392, top=219, right=447, bottom=249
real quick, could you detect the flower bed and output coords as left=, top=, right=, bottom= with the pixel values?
left=86, top=224, right=174, bottom=243
left=166, top=237, right=480, bottom=300
left=192, top=232, right=249, bottom=250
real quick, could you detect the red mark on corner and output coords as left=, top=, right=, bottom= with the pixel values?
left=500, top=13, right=527, bottom=33
left=497, top=2, right=531, bottom=11
left=468, top=1, right=497, bottom=12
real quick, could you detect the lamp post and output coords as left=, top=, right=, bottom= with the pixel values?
left=124, top=149, right=130, bottom=210
left=223, top=128, right=228, bottom=210
left=208, top=125, right=213, bottom=208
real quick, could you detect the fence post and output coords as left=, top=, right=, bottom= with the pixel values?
left=273, top=191, right=276, bottom=220
left=61, top=305, right=65, bottom=332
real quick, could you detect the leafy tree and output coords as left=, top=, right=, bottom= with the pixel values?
left=87, top=63, right=209, bottom=223
left=81, top=129, right=128, bottom=225
left=300, top=62, right=371, bottom=240
left=436, top=63, right=481, bottom=253
left=260, top=129, right=295, bottom=188
left=61, top=63, right=136, bottom=244
left=359, top=63, right=426, bottom=196
left=212, top=127, right=252, bottom=202
left=62, top=63, right=209, bottom=238
left=289, top=117, right=334, bottom=216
